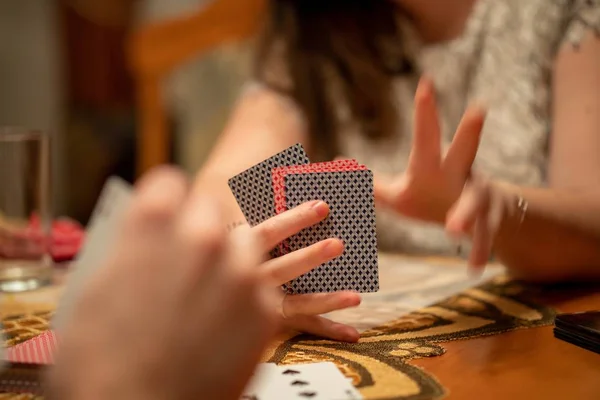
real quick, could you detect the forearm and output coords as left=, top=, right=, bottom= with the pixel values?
left=192, top=86, right=308, bottom=225
left=493, top=183, right=600, bottom=281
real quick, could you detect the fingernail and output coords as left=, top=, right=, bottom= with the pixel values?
left=347, top=293, right=362, bottom=307
left=470, top=101, right=488, bottom=115
left=310, top=200, right=329, bottom=217
left=323, top=239, right=344, bottom=256
left=340, top=326, right=360, bottom=343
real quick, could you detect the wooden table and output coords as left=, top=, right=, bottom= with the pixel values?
left=2, top=256, right=599, bottom=399
left=411, top=284, right=600, bottom=399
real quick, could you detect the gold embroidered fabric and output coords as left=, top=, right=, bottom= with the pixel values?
left=0, top=267, right=556, bottom=399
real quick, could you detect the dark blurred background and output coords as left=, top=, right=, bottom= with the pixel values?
left=0, top=0, right=252, bottom=224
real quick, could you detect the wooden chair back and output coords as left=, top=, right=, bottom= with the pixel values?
left=127, top=0, right=267, bottom=176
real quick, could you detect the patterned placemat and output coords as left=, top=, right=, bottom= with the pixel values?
left=0, top=270, right=557, bottom=399
left=261, top=276, right=556, bottom=400
left=0, top=303, right=53, bottom=398
left=2, top=312, right=53, bottom=348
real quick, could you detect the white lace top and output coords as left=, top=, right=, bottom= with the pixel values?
left=321, top=0, right=600, bottom=255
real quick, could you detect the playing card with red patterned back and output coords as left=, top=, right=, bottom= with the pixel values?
left=272, top=160, right=364, bottom=215
left=5, top=330, right=57, bottom=365
left=272, top=160, right=367, bottom=255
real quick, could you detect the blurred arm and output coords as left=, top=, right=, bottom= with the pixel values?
left=493, top=31, right=600, bottom=281
left=193, top=86, right=308, bottom=222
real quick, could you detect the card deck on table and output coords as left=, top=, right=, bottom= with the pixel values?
left=554, top=327, right=600, bottom=355
left=229, top=144, right=380, bottom=295
left=554, top=311, right=600, bottom=354
left=0, top=331, right=57, bottom=394
left=240, top=362, right=363, bottom=399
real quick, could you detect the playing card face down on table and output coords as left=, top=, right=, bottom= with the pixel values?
left=554, top=311, right=600, bottom=354
left=228, top=144, right=379, bottom=295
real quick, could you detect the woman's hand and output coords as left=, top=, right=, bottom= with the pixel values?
left=50, top=167, right=279, bottom=400
left=445, top=176, right=516, bottom=269
left=375, top=77, right=486, bottom=223
left=375, top=77, right=511, bottom=268
left=243, top=200, right=362, bottom=343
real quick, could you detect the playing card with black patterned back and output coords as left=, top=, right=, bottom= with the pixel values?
left=228, top=144, right=309, bottom=227
left=283, top=170, right=379, bottom=294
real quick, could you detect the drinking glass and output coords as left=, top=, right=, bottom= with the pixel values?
left=0, top=128, right=52, bottom=292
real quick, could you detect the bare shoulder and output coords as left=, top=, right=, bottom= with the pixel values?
left=231, top=82, right=307, bottom=137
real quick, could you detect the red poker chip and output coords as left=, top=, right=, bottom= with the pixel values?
left=0, top=214, right=85, bottom=262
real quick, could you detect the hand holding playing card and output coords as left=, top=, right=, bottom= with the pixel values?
left=373, top=77, right=499, bottom=267
left=248, top=201, right=362, bottom=342
left=49, top=167, right=279, bottom=400
left=227, top=143, right=376, bottom=342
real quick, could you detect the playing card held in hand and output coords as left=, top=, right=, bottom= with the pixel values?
left=229, top=144, right=379, bottom=295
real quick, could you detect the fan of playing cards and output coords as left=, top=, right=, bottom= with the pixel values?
left=228, top=144, right=379, bottom=295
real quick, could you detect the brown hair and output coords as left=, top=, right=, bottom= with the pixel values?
left=254, top=0, right=413, bottom=159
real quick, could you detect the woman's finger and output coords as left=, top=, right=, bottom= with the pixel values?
left=253, top=201, right=330, bottom=252
left=469, top=208, right=493, bottom=269
left=469, top=186, right=508, bottom=272
left=408, top=77, right=442, bottom=171
left=373, top=173, right=410, bottom=209
left=445, top=179, right=490, bottom=236
left=283, top=315, right=360, bottom=343
left=443, top=105, right=486, bottom=186
left=261, top=239, right=344, bottom=285
left=283, top=292, right=361, bottom=318
left=487, top=185, right=507, bottom=242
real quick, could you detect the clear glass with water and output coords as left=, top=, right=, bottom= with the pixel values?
left=0, top=128, right=52, bottom=292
